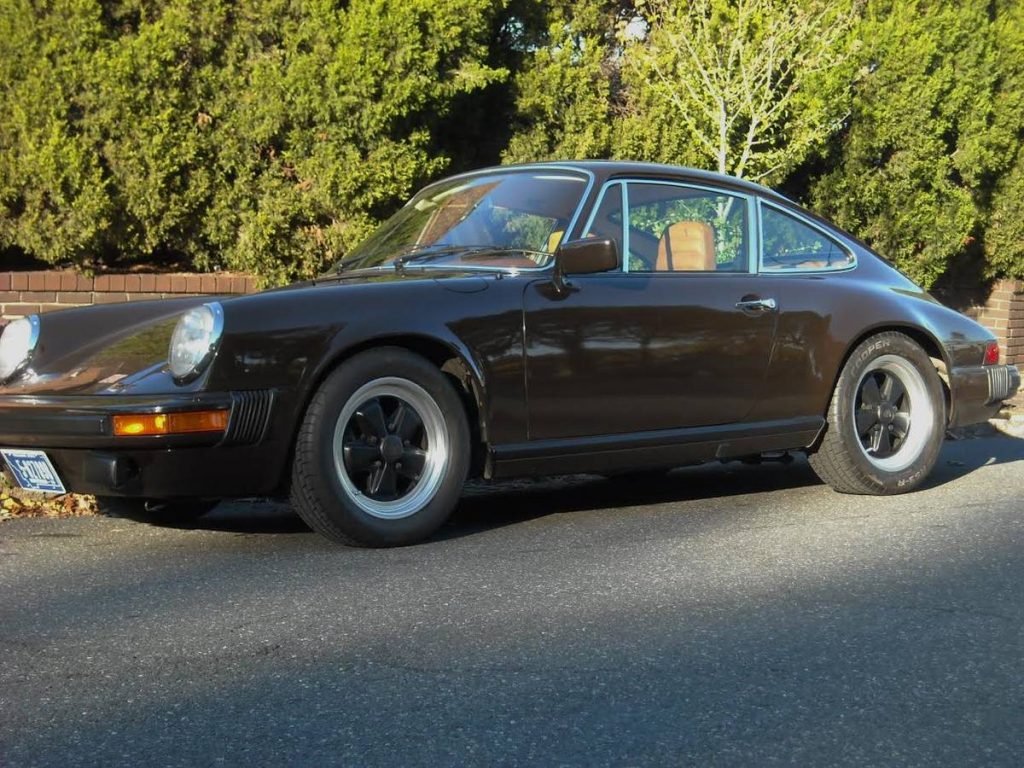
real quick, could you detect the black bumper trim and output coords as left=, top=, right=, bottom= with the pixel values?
left=948, top=364, right=1021, bottom=428
left=40, top=443, right=287, bottom=498
left=0, top=390, right=275, bottom=449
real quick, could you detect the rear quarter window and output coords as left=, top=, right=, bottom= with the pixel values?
left=760, top=203, right=854, bottom=272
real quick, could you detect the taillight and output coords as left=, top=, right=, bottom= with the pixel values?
left=984, top=341, right=1000, bottom=366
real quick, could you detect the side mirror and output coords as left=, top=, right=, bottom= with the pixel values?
left=553, top=239, right=619, bottom=291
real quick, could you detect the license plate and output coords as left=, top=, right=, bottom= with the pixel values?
left=1, top=449, right=67, bottom=494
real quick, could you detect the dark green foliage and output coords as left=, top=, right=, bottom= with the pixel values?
left=983, top=0, right=1024, bottom=282
left=809, top=0, right=1003, bottom=288
left=501, top=0, right=621, bottom=163
left=0, top=0, right=506, bottom=285
left=1, top=0, right=1023, bottom=288
left=0, top=1, right=112, bottom=267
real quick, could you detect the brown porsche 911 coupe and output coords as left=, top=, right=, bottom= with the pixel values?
left=0, top=162, right=1018, bottom=546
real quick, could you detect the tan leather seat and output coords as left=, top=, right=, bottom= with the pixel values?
left=655, top=221, right=715, bottom=271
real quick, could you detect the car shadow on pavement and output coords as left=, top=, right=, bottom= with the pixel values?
left=441, top=458, right=824, bottom=538
left=155, top=459, right=823, bottom=540
left=154, top=434, right=1024, bottom=540
left=182, top=499, right=310, bottom=534
left=439, top=434, right=1024, bottom=539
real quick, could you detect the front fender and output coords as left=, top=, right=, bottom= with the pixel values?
left=204, top=275, right=527, bottom=475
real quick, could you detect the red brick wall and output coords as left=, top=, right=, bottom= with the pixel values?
left=971, top=279, right=1024, bottom=366
left=0, top=270, right=256, bottom=322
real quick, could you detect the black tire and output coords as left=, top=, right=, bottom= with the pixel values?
left=290, top=347, right=470, bottom=547
left=808, top=331, right=945, bottom=495
left=95, top=497, right=218, bottom=525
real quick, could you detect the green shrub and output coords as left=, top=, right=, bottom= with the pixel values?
left=808, top=0, right=1004, bottom=289
left=1, top=0, right=1023, bottom=289
left=0, top=0, right=506, bottom=286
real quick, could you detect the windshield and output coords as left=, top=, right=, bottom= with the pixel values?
left=332, top=170, right=589, bottom=272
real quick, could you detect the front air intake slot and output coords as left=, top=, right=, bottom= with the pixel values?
left=224, top=389, right=275, bottom=445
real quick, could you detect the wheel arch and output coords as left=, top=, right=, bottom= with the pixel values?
left=829, top=323, right=951, bottom=426
left=279, top=333, right=490, bottom=492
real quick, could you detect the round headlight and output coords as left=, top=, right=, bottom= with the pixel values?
left=168, top=302, right=224, bottom=382
left=0, top=315, right=40, bottom=382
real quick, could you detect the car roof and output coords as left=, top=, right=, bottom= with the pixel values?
left=439, top=160, right=796, bottom=206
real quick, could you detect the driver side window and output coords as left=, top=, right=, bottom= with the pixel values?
left=625, top=183, right=748, bottom=273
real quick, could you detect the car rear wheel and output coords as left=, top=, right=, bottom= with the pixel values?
left=95, top=497, right=218, bottom=525
left=290, top=347, right=470, bottom=546
left=808, top=331, right=945, bottom=495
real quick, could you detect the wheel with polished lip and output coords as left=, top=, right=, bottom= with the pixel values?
left=94, top=497, right=218, bottom=525
left=290, top=347, right=470, bottom=546
left=808, top=331, right=945, bottom=495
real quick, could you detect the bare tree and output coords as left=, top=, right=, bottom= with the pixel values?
left=623, top=0, right=860, bottom=183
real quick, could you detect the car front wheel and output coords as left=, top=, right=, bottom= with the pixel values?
left=808, top=331, right=945, bottom=495
left=290, top=347, right=470, bottom=546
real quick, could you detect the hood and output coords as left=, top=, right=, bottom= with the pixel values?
left=1, top=267, right=506, bottom=397
left=1, top=297, right=208, bottom=396
left=213, top=267, right=496, bottom=313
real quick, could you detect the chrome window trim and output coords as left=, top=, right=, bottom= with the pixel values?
left=746, top=195, right=759, bottom=274
left=579, top=180, right=622, bottom=240
left=621, top=182, right=631, bottom=273
left=756, top=198, right=858, bottom=275
left=399, top=165, right=596, bottom=275
left=617, top=179, right=755, bottom=275
left=578, top=180, right=628, bottom=273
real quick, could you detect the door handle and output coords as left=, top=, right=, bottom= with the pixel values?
left=735, top=297, right=777, bottom=313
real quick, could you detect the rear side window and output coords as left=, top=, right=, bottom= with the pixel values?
left=760, top=204, right=853, bottom=272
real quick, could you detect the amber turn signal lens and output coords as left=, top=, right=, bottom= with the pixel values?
left=113, top=410, right=229, bottom=436
left=984, top=341, right=1000, bottom=366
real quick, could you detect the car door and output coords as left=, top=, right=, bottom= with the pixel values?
left=523, top=179, right=779, bottom=440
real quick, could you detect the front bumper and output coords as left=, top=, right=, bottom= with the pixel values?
left=948, top=364, right=1021, bottom=428
left=0, top=390, right=284, bottom=498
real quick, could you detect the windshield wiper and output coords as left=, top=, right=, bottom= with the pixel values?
left=394, top=245, right=550, bottom=272
left=334, top=244, right=552, bottom=276
left=393, top=244, right=488, bottom=271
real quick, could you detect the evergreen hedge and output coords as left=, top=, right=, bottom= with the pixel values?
left=1, top=0, right=1022, bottom=290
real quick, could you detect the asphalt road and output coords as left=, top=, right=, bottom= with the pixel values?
left=2, top=434, right=1024, bottom=767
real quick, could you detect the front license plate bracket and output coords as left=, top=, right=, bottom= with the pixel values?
left=0, top=448, right=67, bottom=494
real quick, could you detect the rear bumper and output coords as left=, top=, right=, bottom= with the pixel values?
left=948, top=364, right=1020, bottom=428
left=0, top=390, right=285, bottom=498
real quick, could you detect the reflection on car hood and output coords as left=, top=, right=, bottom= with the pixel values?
left=0, top=267, right=509, bottom=397
left=0, top=297, right=208, bottom=396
